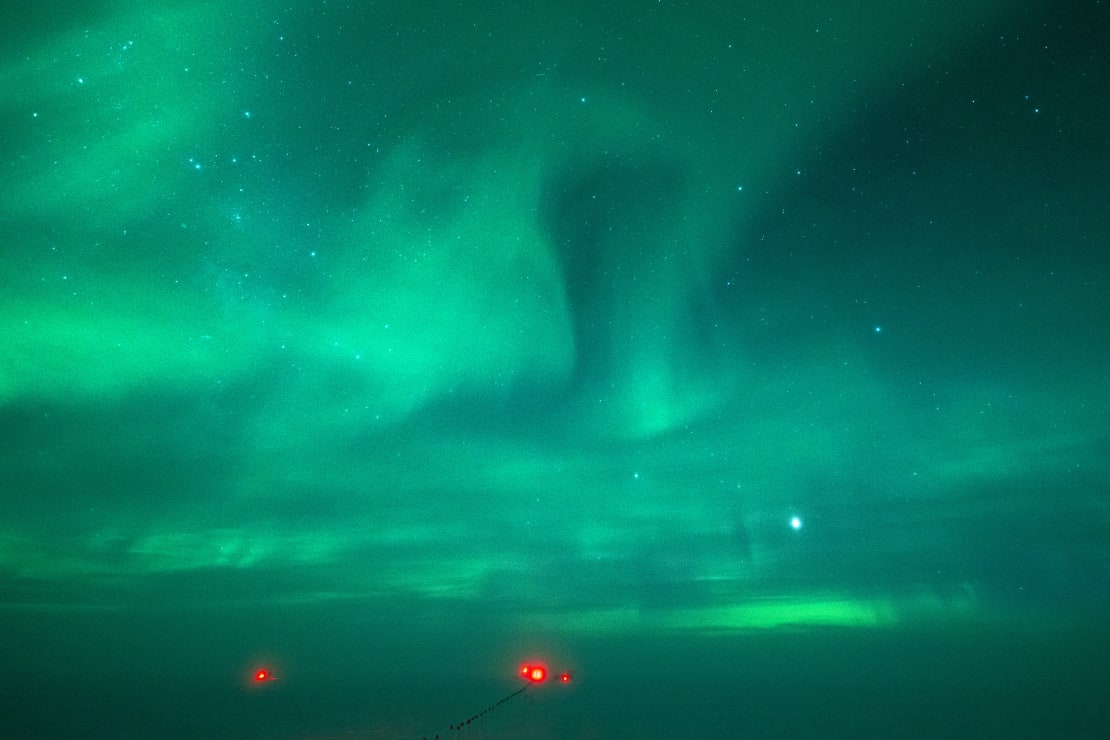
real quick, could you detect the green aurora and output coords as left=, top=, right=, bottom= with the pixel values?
left=1, top=1, right=1108, bottom=738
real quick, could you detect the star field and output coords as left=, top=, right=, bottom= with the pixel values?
left=1, top=1, right=1108, bottom=738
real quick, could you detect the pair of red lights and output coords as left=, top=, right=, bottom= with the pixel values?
left=519, top=663, right=571, bottom=684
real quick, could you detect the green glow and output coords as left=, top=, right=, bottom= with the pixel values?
left=1, top=0, right=1105, bottom=646
left=3, top=5, right=1107, bottom=738
left=0, top=287, right=260, bottom=402
left=658, top=598, right=898, bottom=631
left=3, top=3, right=257, bottom=227
left=520, top=599, right=897, bottom=636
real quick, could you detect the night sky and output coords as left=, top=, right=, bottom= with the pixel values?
left=2, top=1, right=1108, bottom=738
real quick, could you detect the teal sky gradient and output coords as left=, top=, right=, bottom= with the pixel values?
left=2, top=1, right=1108, bottom=737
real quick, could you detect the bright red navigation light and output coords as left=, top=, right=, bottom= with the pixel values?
left=520, top=663, right=547, bottom=683
left=560, top=672, right=571, bottom=683
left=254, top=669, right=271, bottom=682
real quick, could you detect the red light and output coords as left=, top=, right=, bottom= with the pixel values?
left=250, top=665, right=282, bottom=685
left=520, top=663, right=548, bottom=682
left=243, top=656, right=284, bottom=691
left=560, top=672, right=571, bottom=683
